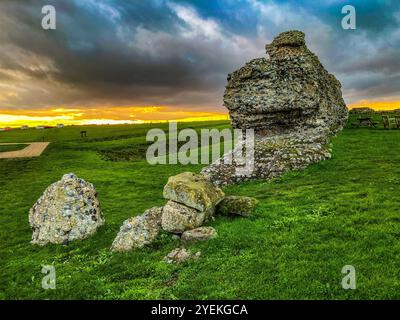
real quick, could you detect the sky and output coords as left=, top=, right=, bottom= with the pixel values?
left=0, top=0, right=400, bottom=127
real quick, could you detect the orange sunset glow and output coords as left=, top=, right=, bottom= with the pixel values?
left=2, top=100, right=400, bottom=128
left=0, top=106, right=229, bottom=128
left=348, top=100, right=400, bottom=111
left=1, top=102, right=399, bottom=128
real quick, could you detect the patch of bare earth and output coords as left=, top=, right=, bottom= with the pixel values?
left=0, top=142, right=50, bottom=159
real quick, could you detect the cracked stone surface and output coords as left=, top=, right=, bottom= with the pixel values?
left=29, top=173, right=104, bottom=245
left=110, top=207, right=163, bottom=252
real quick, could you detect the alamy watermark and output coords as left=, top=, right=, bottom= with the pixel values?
left=41, top=4, right=355, bottom=31
left=342, top=5, right=356, bottom=30
left=41, top=5, right=56, bottom=30
left=41, top=265, right=56, bottom=290
left=146, top=122, right=255, bottom=176
left=341, top=265, right=356, bottom=290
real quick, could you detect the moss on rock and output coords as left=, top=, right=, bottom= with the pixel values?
left=217, top=196, right=259, bottom=217
left=163, top=172, right=225, bottom=211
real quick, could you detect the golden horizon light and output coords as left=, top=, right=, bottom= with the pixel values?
left=0, top=106, right=229, bottom=128
left=1, top=100, right=400, bottom=128
left=348, top=100, right=400, bottom=111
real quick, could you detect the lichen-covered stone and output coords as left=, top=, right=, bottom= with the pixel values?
left=217, top=196, right=258, bottom=217
left=163, top=172, right=225, bottom=211
left=164, top=247, right=201, bottom=264
left=226, top=30, right=347, bottom=135
left=181, top=227, right=217, bottom=243
left=29, top=173, right=104, bottom=245
left=161, top=201, right=212, bottom=233
left=110, top=207, right=162, bottom=252
left=201, top=30, right=348, bottom=186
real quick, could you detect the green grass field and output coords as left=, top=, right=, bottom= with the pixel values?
left=0, top=144, right=28, bottom=152
left=1, top=115, right=400, bottom=299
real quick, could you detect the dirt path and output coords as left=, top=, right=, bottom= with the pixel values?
left=0, top=142, right=50, bottom=159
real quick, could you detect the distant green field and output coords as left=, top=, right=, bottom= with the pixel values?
left=0, top=144, right=27, bottom=152
left=1, top=117, right=400, bottom=299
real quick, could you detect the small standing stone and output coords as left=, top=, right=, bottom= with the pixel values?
left=29, top=173, right=104, bottom=245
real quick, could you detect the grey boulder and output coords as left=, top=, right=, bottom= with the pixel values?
left=163, top=172, right=224, bottom=211
left=111, top=207, right=163, bottom=252
left=29, top=173, right=104, bottom=245
left=161, top=201, right=212, bottom=234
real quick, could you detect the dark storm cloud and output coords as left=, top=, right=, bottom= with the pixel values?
left=1, top=0, right=255, bottom=110
left=0, top=0, right=399, bottom=110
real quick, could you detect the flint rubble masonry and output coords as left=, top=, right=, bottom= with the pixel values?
left=201, top=30, right=348, bottom=186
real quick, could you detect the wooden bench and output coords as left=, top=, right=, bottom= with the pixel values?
left=351, top=117, right=378, bottom=128
left=382, top=115, right=396, bottom=129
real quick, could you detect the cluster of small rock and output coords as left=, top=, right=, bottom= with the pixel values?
left=110, top=172, right=257, bottom=263
left=201, top=30, right=348, bottom=186
left=29, top=173, right=258, bottom=264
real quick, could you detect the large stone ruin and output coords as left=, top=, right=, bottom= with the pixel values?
left=201, top=30, right=348, bottom=186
